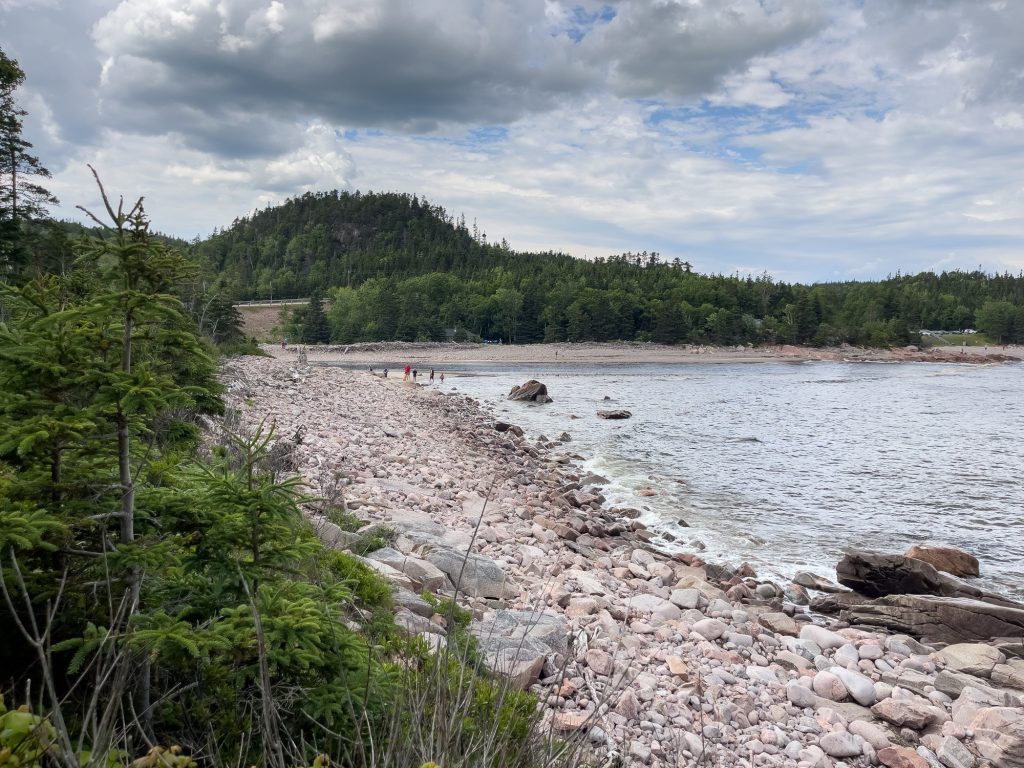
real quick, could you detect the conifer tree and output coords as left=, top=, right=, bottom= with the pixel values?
left=0, top=47, right=57, bottom=276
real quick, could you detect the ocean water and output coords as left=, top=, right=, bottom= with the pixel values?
left=433, top=360, right=1023, bottom=600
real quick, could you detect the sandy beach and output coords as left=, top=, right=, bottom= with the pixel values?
left=261, top=340, right=1024, bottom=367
left=220, top=353, right=1024, bottom=768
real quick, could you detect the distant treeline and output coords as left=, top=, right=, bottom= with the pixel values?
left=193, top=190, right=1024, bottom=346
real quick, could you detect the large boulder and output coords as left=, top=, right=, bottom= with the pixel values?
left=470, top=609, right=568, bottom=688
left=939, top=643, right=1005, bottom=678
left=837, top=551, right=981, bottom=599
left=366, top=547, right=450, bottom=592
left=967, top=706, right=1024, bottom=768
left=423, top=547, right=508, bottom=598
left=597, top=409, right=632, bottom=419
left=508, top=380, right=552, bottom=403
left=905, top=545, right=980, bottom=577
left=844, top=594, right=1024, bottom=645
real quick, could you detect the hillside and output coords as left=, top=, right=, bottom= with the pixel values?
left=192, top=190, right=1024, bottom=347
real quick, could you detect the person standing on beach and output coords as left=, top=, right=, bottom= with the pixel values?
left=429, top=369, right=435, bottom=383
left=412, top=369, right=418, bottom=382
left=403, top=364, right=411, bottom=381
left=439, top=372, right=445, bottom=384
left=383, top=368, right=388, bottom=378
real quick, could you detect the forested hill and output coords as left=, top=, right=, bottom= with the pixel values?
left=193, top=190, right=1024, bottom=346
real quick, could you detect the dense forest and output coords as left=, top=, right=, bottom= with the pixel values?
left=195, top=191, right=1024, bottom=347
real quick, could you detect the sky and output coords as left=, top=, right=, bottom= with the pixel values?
left=2, top=0, right=1024, bottom=283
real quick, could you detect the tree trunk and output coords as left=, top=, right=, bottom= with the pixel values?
left=119, top=314, right=134, bottom=545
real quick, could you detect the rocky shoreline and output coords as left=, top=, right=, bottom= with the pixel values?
left=220, top=355, right=1024, bottom=768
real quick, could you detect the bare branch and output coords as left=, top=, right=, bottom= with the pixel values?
left=86, top=164, right=119, bottom=224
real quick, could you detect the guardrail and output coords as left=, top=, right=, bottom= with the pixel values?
left=234, top=298, right=310, bottom=307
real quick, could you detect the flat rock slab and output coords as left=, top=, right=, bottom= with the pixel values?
left=423, top=547, right=507, bottom=598
left=939, top=643, right=1005, bottom=678
left=844, top=594, right=1024, bottom=645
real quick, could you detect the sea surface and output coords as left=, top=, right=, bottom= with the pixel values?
left=427, top=360, right=1023, bottom=600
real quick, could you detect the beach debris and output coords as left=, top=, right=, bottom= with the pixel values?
left=597, top=409, right=632, bottom=419
left=507, top=379, right=553, bottom=403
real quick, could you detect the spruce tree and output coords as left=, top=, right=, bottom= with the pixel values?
left=0, top=47, right=57, bottom=277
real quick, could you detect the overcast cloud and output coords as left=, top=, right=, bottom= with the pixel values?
left=2, top=0, right=1023, bottom=282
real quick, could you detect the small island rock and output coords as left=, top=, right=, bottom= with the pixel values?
left=508, top=380, right=552, bottom=403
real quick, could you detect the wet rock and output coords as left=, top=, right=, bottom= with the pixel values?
left=508, top=380, right=552, bottom=402
left=597, top=409, right=632, bottom=419
left=837, top=551, right=981, bottom=598
left=905, top=545, right=980, bottom=578
left=794, top=571, right=849, bottom=593
left=493, top=420, right=523, bottom=436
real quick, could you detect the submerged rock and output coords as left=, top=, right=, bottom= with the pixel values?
left=597, top=409, right=632, bottom=419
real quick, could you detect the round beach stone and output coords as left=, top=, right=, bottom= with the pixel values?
left=820, top=731, right=863, bottom=758
left=859, top=642, right=884, bottom=660
left=812, top=671, right=848, bottom=702
left=787, top=680, right=817, bottom=708
left=800, top=624, right=847, bottom=650
left=692, top=618, right=727, bottom=640
left=835, top=643, right=861, bottom=668
left=849, top=719, right=891, bottom=750
left=832, top=666, right=877, bottom=706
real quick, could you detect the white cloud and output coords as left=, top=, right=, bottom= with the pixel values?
left=6, top=0, right=1024, bottom=281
